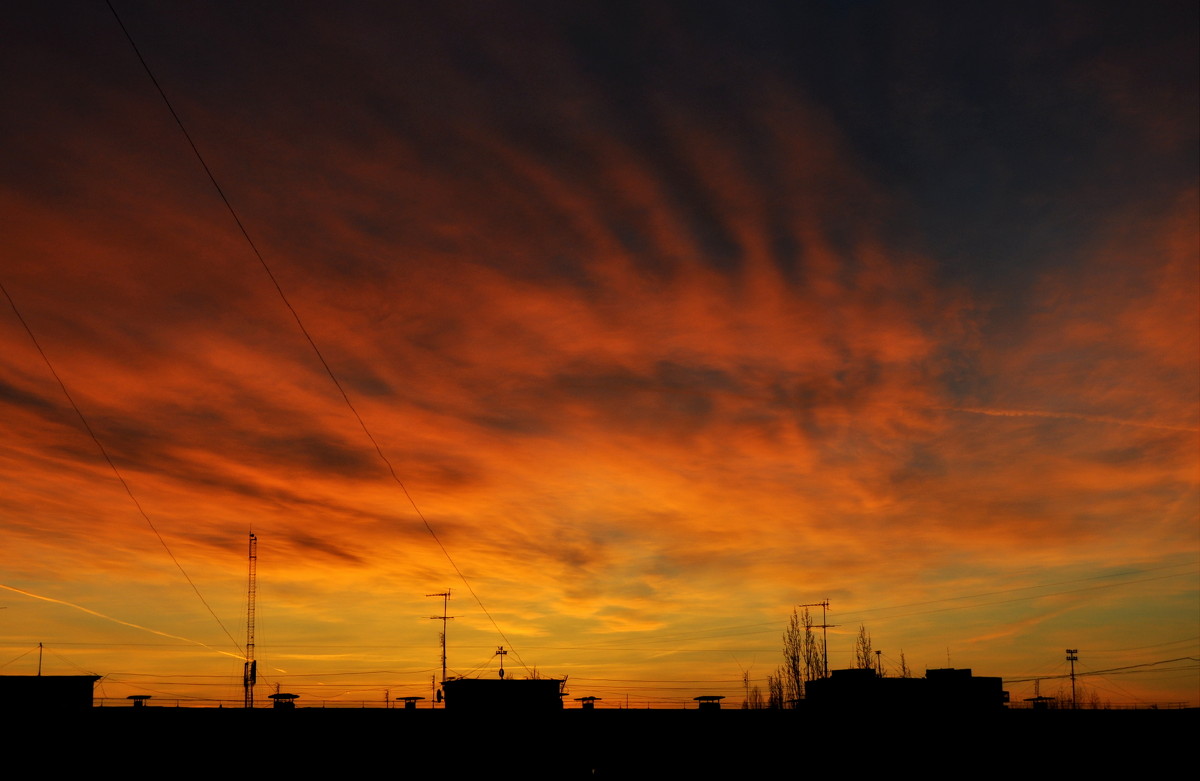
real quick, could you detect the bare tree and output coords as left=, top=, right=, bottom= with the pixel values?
left=741, top=672, right=765, bottom=710
left=899, top=650, right=912, bottom=679
left=854, top=624, right=873, bottom=669
left=782, top=609, right=804, bottom=705
left=778, top=606, right=827, bottom=705
left=767, top=669, right=784, bottom=709
left=801, top=608, right=823, bottom=685
left=1055, top=681, right=1108, bottom=710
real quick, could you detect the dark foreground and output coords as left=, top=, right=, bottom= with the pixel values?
left=19, top=707, right=1193, bottom=777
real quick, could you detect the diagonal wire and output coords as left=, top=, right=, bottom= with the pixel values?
left=104, top=0, right=527, bottom=671
left=0, top=281, right=243, bottom=656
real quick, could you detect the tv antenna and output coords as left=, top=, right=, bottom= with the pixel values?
left=427, top=589, right=456, bottom=700
left=798, top=600, right=834, bottom=677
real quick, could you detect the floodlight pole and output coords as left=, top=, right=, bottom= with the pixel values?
left=1066, top=649, right=1078, bottom=709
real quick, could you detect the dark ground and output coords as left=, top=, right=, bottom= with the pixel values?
left=17, top=706, right=1193, bottom=778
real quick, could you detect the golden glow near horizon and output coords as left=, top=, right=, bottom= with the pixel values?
left=0, top=3, right=1196, bottom=707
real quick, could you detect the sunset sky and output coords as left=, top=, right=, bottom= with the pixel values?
left=2, top=1, right=1196, bottom=708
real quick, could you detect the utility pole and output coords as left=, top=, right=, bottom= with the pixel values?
left=496, top=646, right=508, bottom=678
left=1066, top=649, right=1078, bottom=710
left=244, top=532, right=257, bottom=709
left=427, top=589, right=454, bottom=704
left=875, top=649, right=883, bottom=677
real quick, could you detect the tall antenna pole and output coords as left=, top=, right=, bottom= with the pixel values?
left=427, top=589, right=453, bottom=703
left=799, top=600, right=833, bottom=678
left=820, top=600, right=829, bottom=677
left=244, top=532, right=257, bottom=709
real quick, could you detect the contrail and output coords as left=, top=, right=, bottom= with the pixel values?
left=1, top=584, right=243, bottom=661
left=943, top=407, right=1199, bottom=433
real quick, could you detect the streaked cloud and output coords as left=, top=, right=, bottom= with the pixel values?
left=0, top=1, right=1194, bottom=706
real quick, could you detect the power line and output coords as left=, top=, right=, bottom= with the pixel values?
left=0, top=281, right=243, bottom=656
left=1004, top=657, right=1200, bottom=683
left=103, top=0, right=527, bottom=672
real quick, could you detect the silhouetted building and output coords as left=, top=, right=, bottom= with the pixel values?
left=694, top=695, right=725, bottom=710
left=269, top=692, right=299, bottom=709
left=806, top=668, right=1006, bottom=712
left=441, top=677, right=564, bottom=712
left=924, top=667, right=1007, bottom=710
left=0, top=675, right=100, bottom=710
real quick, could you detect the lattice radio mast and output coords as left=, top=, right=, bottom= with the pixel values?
left=244, top=531, right=257, bottom=708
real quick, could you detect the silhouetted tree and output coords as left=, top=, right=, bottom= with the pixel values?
left=780, top=606, right=826, bottom=704
left=767, top=670, right=784, bottom=709
left=1054, top=681, right=1108, bottom=710
left=899, top=650, right=912, bottom=678
left=801, top=609, right=823, bottom=684
left=741, top=670, right=766, bottom=710
left=774, top=606, right=827, bottom=707
left=782, top=609, right=804, bottom=704
left=854, top=625, right=873, bottom=669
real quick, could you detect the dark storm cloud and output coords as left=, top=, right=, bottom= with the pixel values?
left=779, top=1, right=1200, bottom=292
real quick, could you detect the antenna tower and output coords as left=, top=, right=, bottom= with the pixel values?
left=427, top=589, right=454, bottom=702
left=799, top=600, right=834, bottom=677
left=244, top=532, right=257, bottom=708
